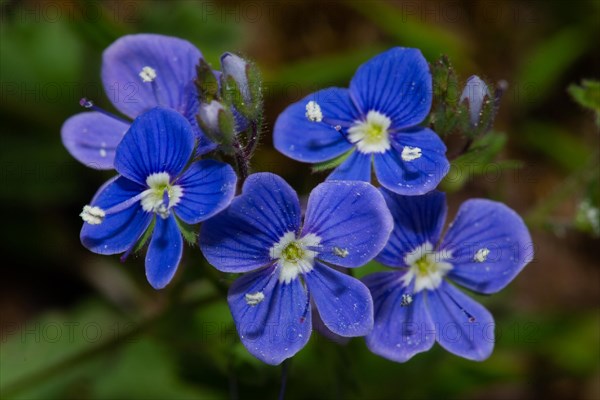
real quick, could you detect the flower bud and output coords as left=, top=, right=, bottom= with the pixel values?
left=197, top=100, right=235, bottom=147
left=460, top=75, right=490, bottom=127
left=220, top=52, right=262, bottom=119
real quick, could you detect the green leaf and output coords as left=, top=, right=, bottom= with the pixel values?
left=195, top=59, right=220, bottom=103
left=568, top=80, right=600, bottom=111
left=519, top=121, right=592, bottom=172
left=345, top=0, right=467, bottom=64
left=516, top=27, right=590, bottom=107
left=175, top=217, right=198, bottom=246
left=312, top=149, right=355, bottom=173
left=134, top=218, right=156, bottom=253
left=265, top=46, right=387, bottom=88
left=568, top=80, right=600, bottom=125
left=441, top=132, right=520, bottom=192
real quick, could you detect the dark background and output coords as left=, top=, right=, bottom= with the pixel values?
left=1, top=0, right=599, bottom=399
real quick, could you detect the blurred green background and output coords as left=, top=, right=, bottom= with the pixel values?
left=1, top=0, right=599, bottom=399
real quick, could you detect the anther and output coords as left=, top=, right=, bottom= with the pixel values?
left=333, top=247, right=349, bottom=258
left=401, top=146, right=422, bottom=162
left=80, top=205, right=105, bottom=225
left=400, top=293, right=413, bottom=307
left=139, top=66, right=157, bottom=83
left=474, top=248, right=490, bottom=263
left=245, top=291, right=265, bottom=306
left=305, top=101, right=323, bottom=122
left=78, top=97, right=130, bottom=124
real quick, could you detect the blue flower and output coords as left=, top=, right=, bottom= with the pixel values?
left=273, top=47, right=449, bottom=195
left=200, top=173, right=393, bottom=365
left=80, top=107, right=236, bottom=289
left=363, top=189, right=533, bottom=361
left=62, top=34, right=216, bottom=170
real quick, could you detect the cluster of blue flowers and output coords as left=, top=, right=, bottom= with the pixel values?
left=62, top=34, right=533, bottom=365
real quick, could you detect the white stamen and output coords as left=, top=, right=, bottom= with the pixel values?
left=80, top=205, right=105, bottom=225
left=140, top=172, right=183, bottom=218
left=139, top=66, right=157, bottom=83
left=270, top=232, right=321, bottom=283
left=474, top=248, right=490, bottom=263
left=401, top=146, right=422, bottom=161
left=348, top=110, right=392, bottom=154
left=305, top=101, right=323, bottom=122
left=245, top=291, right=265, bottom=306
left=99, top=148, right=107, bottom=158
left=400, top=293, right=413, bottom=307
left=402, top=242, right=453, bottom=292
left=333, top=247, right=349, bottom=258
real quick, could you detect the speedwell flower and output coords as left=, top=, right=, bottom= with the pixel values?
left=274, top=47, right=449, bottom=195
left=200, top=173, right=393, bottom=365
left=363, top=189, right=533, bottom=361
left=62, top=34, right=215, bottom=169
left=80, top=107, right=236, bottom=289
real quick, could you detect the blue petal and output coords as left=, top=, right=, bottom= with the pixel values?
left=145, top=214, right=183, bottom=289
left=440, top=199, right=534, bottom=294
left=273, top=88, right=356, bottom=162
left=376, top=189, right=447, bottom=267
left=302, top=181, right=392, bottom=268
left=61, top=112, right=129, bottom=170
left=114, top=108, right=194, bottom=185
left=326, top=151, right=371, bottom=181
left=174, top=160, right=237, bottom=224
left=374, top=128, right=449, bottom=196
left=427, top=282, right=495, bottom=361
left=350, top=48, right=432, bottom=129
left=228, top=266, right=311, bottom=365
left=363, top=272, right=435, bottom=362
left=200, top=173, right=301, bottom=273
left=305, top=262, right=373, bottom=337
left=81, top=176, right=151, bottom=254
left=311, top=305, right=350, bottom=344
left=102, top=34, right=202, bottom=119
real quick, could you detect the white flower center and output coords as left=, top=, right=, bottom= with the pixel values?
left=139, top=66, right=157, bottom=83
left=401, top=242, right=453, bottom=292
left=141, top=172, right=183, bottom=219
left=348, top=110, right=392, bottom=154
left=270, top=232, right=321, bottom=284
left=305, top=101, right=323, bottom=122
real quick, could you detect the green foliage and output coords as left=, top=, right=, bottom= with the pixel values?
left=195, top=59, right=220, bottom=103
left=516, top=27, right=591, bottom=107
left=176, top=217, right=199, bottom=246
left=311, top=149, right=354, bottom=173
left=266, top=46, right=387, bottom=88
left=134, top=218, right=156, bottom=253
left=345, top=0, right=466, bottom=64
left=441, top=132, right=522, bottom=192
left=568, top=80, right=600, bottom=125
left=429, top=56, right=497, bottom=138
left=520, top=121, right=592, bottom=172
left=428, top=56, right=468, bottom=137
